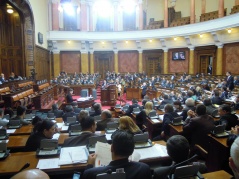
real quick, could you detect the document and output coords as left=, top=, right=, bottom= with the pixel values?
left=61, top=126, right=69, bottom=131
left=59, top=146, right=89, bottom=165
left=37, top=158, right=60, bottom=169
left=6, top=129, right=16, bottom=134
left=105, top=133, right=112, bottom=141
left=159, top=115, right=164, bottom=121
left=133, top=144, right=168, bottom=160
left=56, top=123, right=64, bottom=128
left=151, top=119, right=160, bottom=123
left=52, top=133, right=60, bottom=140
left=95, top=142, right=112, bottom=167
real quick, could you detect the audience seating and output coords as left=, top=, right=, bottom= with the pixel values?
left=145, top=20, right=164, bottom=30
left=170, top=16, right=190, bottom=27
left=200, top=9, right=227, bottom=22
left=230, top=5, right=239, bottom=14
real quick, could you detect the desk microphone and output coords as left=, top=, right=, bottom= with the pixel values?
left=18, top=163, right=30, bottom=172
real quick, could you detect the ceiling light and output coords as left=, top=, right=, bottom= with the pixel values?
left=101, top=41, right=105, bottom=44
left=7, top=9, right=13, bottom=14
left=149, top=39, right=152, bottom=43
left=67, top=41, right=71, bottom=44
left=228, top=29, right=232, bottom=33
left=174, top=37, right=177, bottom=41
left=200, top=34, right=203, bottom=38
left=125, top=41, right=128, bottom=44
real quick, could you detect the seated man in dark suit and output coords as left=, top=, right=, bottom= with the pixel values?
left=125, top=99, right=142, bottom=117
left=11, top=105, right=30, bottom=125
left=82, top=130, right=152, bottom=179
left=157, top=94, right=173, bottom=110
left=90, top=103, right=102, bottom=117
left=49, top=104, right=64, bottom=118
left=72, top=101, right=81, bottom=114
left=216, top=104, right=239, bottom=131
left=62, top=105, right=76, bottom=123
left=160, top=104, right=180, bottom=140
left=96, top=110, right=114, bottom=131
left=183, top=104, right=215, bottom=151
left=153, top=135, right=206, bottom=179
left=63, top=116, right=98, bottom=147
left=211, top=90, right=224, bottom=105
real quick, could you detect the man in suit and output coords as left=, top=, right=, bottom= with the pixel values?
left=153, top=135, right=206, bottom=179
left=96, top=110, right=115, bottom=131
left=125, top=99, right=141, bottom=116
left=11, top=106, right=30, bottom=125
left=183, top=104, right=215, bottom=151
left=229, top=137, right=239, bottom=179
left=180, top=98, right=196, bottom=121
left=66, top=88, right=75, bottom=103
left=226, top=71, right=234, bottom=91
left=216, top=104, right=239, bottom=131
left=72, top=101, right=81, bottom=114
left=157, top=94, right=173, bottom=110
left=211, top=90, right=224, bottom=105
left=49, top=104, right=64, bottom=118
left=62, top=105, right=76, bottom=123
left=0, top=73, right=6, bottom=84
left=63, top=116, right=99, bottom=147
left=82, top=130, right=152, bottom=179
left=90, top=103, right=102, bottom=117
left=207, top=65, right=212, bottom=75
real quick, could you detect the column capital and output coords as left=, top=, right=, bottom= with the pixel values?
left=89, top=50, right=94, bottom=54
left=216, top=43, right=224, bottom=48
left=53, top=50, right=60, bottom=54
left=113, top=50, right=118, bottom=54
left=189, top=46, right=195, bottom=50
left=162, top=48, right=168, bottom=52
left=81, top=50, right=88, bottom=54
left=138, top=49, right=143, bottom=53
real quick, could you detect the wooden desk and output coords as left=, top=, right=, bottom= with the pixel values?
left=207, top=134, right=229, bottom=172
left=146, top=117, right=162, bottom=139
left=126, top=88, right=142, bottom=102
left=169, top=124, right=183, bottom=136
left=202, top=170, right=232, bottom=179
left=61, top=98, right=95, bottom=109
left=0, top=152, right=87, bottom=177
left=11, top=125, right=33, bottom=135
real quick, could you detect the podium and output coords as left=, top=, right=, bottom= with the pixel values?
left=101, top=85, right=116, bottom=106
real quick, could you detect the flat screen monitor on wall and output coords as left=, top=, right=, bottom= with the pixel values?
left=172, top=51, right=185, bottom=60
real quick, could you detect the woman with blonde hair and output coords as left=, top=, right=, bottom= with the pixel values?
left=118, top=116, right=142, bottom=134
left=144, top=101, right=154, bottom=116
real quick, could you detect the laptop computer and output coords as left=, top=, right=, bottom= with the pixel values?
left=115, top=104, right=122, bottom=109
left=133, top=108, right=140, bottom=115
left=88, top=135, right=107, bottom=153
left=47, top=112, right=55, bottom=120
left=134, top=132, right=152, bottom=149
left=212, top=125, right=229, bottom=138
left=8, top=120, right=22, bottom=129
left=171, top=116, right=184, bottom=126
left=69, top=124, right=82, bottom=136
left=148, top=111, right=159, bottom=119
left=105, top=122, right=119, bottom=134
left=37, top=139, right=61, bottom=157
left=24, top=114, right=34, bottom=121
left=122, top=106, right=129, bottom=112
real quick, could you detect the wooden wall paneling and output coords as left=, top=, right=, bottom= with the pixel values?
left=168, top=48, right=189, bottom=74
left=143, top=50, right=163, bottom=76
left=118, top=51, right=139, bottom=73
left=223, top=43, right=239, bottom=75
left=60, top=51, right=81, bottom=74
left=35, top=46, right=50, bottom=80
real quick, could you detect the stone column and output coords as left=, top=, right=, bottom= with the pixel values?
left=139, top=0, right=143, bottom=30
left=90, top=51, right=94, bottom=74
left=189, top=47, right=195, bottom=74
left=164, top=0, right=168, bottom=28
left=218, top=0, right=224, bottom=18
left=201, top=0, right=206, bottom=14
left=81, top=52, right=89, bottom=73
left=216, top=44, right=223, bottom=75
left=52, top=2, right=59, bottom=30
left=138, top=50, right=143, bottom=73
left=80, top=0, right=87, bottom=31
left=190, top=0, right=195, bottom=24
left=114, top=50, right=118, bottom=73
left=163, top=48, right=168, bottom=74
left=53, top=51, right=60, bottom=78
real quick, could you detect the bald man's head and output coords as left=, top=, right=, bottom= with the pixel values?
left=11, top=169, right=49, bottom=179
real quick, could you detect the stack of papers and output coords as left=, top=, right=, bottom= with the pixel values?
left=59, top=146, right=89, bottom=165
left=7, top=129, right=16, bottom=134
left=95, top=142, right=112, bottom=167
left=52, top=133, right=60, bottom=140
left=37, top=158, right=60, bottom=169
left=133, top=144, right=168, bottom=161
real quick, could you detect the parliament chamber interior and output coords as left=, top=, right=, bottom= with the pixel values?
left=0, top=0, right=239, bottom=178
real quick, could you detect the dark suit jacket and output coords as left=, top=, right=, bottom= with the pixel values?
left=50, top=109, right=64, bottom=118
left=62, top=111, right=76, bottom=122
left=90, top=110, right=102, bottom=117
left=216, top=113, right=239, bottom=130
left=96, top=118, right=115, bottom=131
left=226, top=76, right=234, bottom=91
left=82, top=158, right=152, bottom=179
left=73, top=107, right=81, bottom=114
left=25, top=132, right=49, bottom=151
left=183, top=115, right=215, bottom=150
left=63, top=132, right=98, bottom=147
left=158, top=99, right=173, bottom=109
left=66, top=94, right=74, bottom=103
left=211, top=96, right=224, bottom=105
left=125, top=103, right=141, bottom=116
left=180, top=106, right=196, bottom=121
left=162, top=112, right=179, bottom=136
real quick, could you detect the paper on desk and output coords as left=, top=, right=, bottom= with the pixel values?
left=133, top=144, right=168, bottom=160
left=105, top=133, right=112, bottom=141
left=0, top=140, right=9, bottom=143
left=61, top=126, right=69, bottom=131
left=56, top=123, right=64, bottom=128
left=59, top=146, right=88, bottom=165
left=52, top=120, right=57, bottom=123
left=52, top=133, right=60, bottom=140
left=158, top=115, right=164, bottom=121
left=7, top=129, right=16, bottom=134
left=177, top=112, right=182, bottom=115
left=152, top=119, right=160, bottom=123
left=37, top=158, right=60, bottom=169
left=95, top=142, right=112, bottom=167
